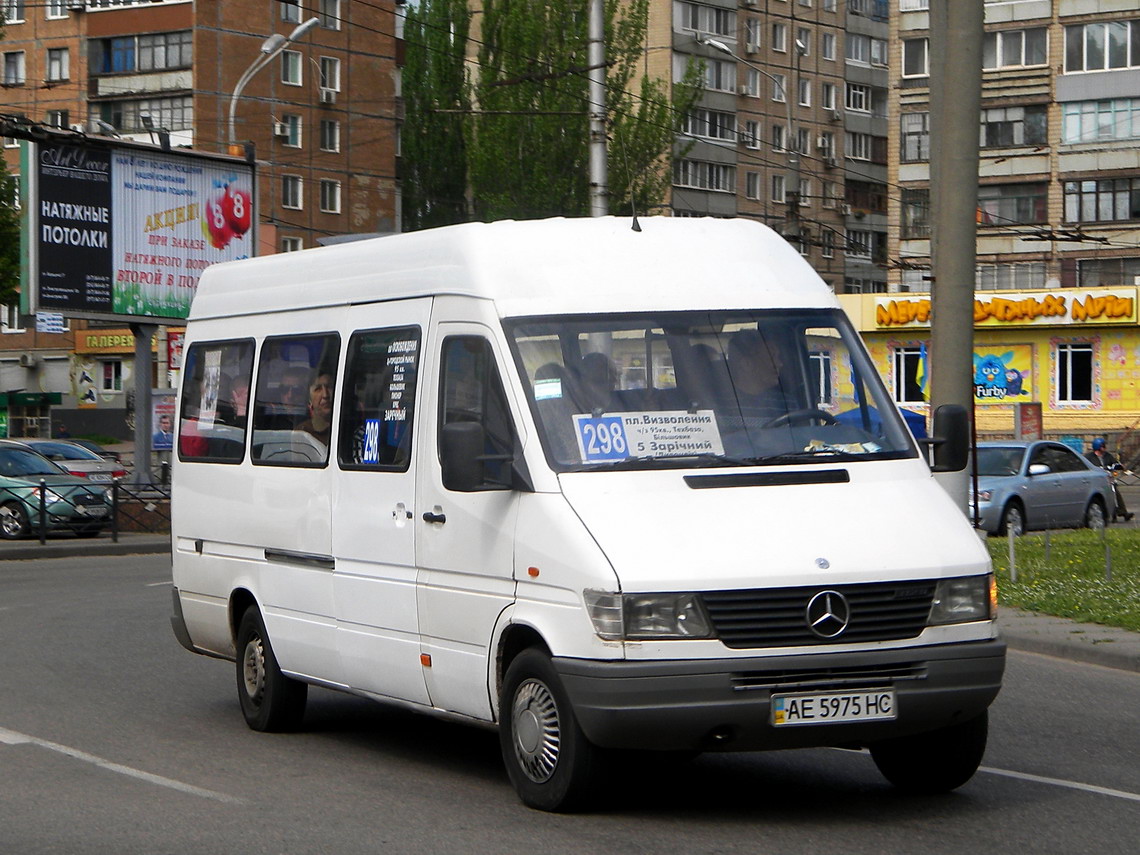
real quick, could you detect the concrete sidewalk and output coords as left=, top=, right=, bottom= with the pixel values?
left=1, top=532, right=1137, bottom=674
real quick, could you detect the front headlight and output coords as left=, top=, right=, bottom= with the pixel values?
left=928, top=574, right=996, bottom=625
left=584, top=590, right=714, bottom=640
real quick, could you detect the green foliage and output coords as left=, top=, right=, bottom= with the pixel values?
left=0, top=153, right=20, bottom=307
left=403, top=0, right=699, bottom=226
left=987, top=529, right=1140, bottom=631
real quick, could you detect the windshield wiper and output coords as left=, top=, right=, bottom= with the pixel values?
left=746, top=448, right=864, bottom=464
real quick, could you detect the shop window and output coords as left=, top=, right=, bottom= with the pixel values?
left=1054, top=342, right=1094, bottom=404
left=891, top=345, right=926, bottom=405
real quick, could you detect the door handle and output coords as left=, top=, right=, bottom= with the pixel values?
left=422, top=511, right=447, bottom=524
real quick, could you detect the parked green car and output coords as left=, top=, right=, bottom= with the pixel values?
left=0, top=442, right=113, bottom=539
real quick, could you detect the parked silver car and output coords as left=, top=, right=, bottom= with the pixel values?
left=970, top=440, right=1114, bottom=535
left=8, top=439, right=128, bottom=483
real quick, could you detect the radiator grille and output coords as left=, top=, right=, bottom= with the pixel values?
left=702, top=581, right=936, bottom=649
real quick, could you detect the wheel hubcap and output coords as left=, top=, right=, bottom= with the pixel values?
left=242, top=636, right=266, bottom=705
left=511, top=678, right=561, bottom=783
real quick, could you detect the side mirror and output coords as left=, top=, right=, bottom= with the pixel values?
left=1027, top=463, right=1050, bottom=476
left=927, top=404, right=970, bottom=473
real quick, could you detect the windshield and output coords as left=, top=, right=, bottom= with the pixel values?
left=0, top=448, right=69, bottom=478
left=976, top=446, right=1025, bottom=477
left=506, top=309, right=919, bottom=471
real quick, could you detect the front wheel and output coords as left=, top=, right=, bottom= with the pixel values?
left=0, top=502, right=30, bottom=540
left=999, top=501, right=1024, bottom=537
left=870, top=711, right=988, bottom=794
left=235, top=606, right=307, bottom=732
left=499, top=649, right=600, bottom=812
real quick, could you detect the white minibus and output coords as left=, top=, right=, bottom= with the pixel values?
left=171, top=216, right=1004, bottom=811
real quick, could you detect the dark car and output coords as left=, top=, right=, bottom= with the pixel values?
left=970, top=440, right=1113, bottom=536
left=0, top=441, right=112, bottom=539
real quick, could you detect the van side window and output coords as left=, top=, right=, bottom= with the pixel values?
left=338, top=327, right=420, bottom=471
left=251, top=334, right=341, bottom=467
left=178, top=339, right=255, bottom=463
left=439, top=336, right=514, bottom=490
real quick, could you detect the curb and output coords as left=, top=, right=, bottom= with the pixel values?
left=998, top=608, right=1140, bottom=673
left=0, top=534, right=171, bottom=561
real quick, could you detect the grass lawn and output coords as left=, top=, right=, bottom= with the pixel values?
left=986, top=528, right=1140, bottom=632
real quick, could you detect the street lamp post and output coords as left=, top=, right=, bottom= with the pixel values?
left=227, top=17, right=320, bottom=152
left=696, top=36, right=802, bottom=239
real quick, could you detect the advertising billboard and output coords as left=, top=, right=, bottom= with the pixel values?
left=26, top=138, right=255, bottom=323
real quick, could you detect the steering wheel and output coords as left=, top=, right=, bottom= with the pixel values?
left=763, top=408, right=840, bottom=428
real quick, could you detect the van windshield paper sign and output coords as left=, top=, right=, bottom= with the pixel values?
left=573, top=411, right=725, bottom=463
left=33, top=140, right=254, bottom=322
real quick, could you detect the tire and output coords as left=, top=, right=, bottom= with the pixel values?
left=870, top=711, right=988, bottom=794
left=1084, top=498, right=1107, bottom=531
left=998, top=501, right=1024, bottom=537
left=0, top=501, right=31, bottom=540
left=235, top=606, right=307, bottom=732
left=499, top=648, right=600, bottom=812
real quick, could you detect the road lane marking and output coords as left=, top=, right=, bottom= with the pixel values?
left=146, top=580, right=171, bottom=587
left=980, top=766, right=1140, bottom=803
left=0, top=726, right=242, bottom=804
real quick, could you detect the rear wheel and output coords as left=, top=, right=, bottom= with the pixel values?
left=499, top=648, right=600, bottom=812
left=0, top=502, right=30, bottom=539
left=870, top=711, right=988, bottom=794
left=235, top=606, right=307, bottom=732
left=1084, top=498, right=1107, bottom=531
left=999, top=501, right=1024, bottom=537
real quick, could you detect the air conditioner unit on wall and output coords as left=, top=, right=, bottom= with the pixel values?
left=18, top=352, right=38, bottom=368
left=273, top=121, right=289, bottom=137
left=319, top=88, right=337, bottom=105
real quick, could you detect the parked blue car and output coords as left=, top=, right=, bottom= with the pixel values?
left=0, top=442, right=112, bottom=539
left=970, top=440, right=1113, bottom=536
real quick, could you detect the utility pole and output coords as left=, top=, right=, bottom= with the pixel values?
left=929, top=1, right=984, bottom=510
left=587, top=0, right=607, bottom=216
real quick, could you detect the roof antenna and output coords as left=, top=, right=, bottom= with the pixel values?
left=615, top=123, right=641, bottom=232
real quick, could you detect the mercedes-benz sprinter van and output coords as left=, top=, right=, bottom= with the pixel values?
left=171, top=217, right=1004, bottom=811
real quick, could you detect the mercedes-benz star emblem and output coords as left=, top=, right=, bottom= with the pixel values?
left=805, top=590, right=850, bottom=639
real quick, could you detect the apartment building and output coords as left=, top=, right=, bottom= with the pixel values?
left=657, top=0, right=890, bottom=293
left=867, top=0, right=1140, bottom=442
left=0, top=0, right=400, bottom=439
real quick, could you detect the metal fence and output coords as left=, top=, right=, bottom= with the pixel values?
left=0, top=479, right=171, bottom=544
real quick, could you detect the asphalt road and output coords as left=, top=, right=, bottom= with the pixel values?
left=1, top=555, right=1138, bottom=855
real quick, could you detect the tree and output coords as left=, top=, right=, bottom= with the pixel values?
left=401, top=0, right=700, bottom=227
left=0, top=155, right=19, bottom=308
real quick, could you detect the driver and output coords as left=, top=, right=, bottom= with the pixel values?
left=727, top=330, right=795, bottom=424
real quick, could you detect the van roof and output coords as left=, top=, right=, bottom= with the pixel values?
left=189, top=216, right=838, bottom=321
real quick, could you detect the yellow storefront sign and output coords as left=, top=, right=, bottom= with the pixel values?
left=873, top=287, right=1137, bottom=329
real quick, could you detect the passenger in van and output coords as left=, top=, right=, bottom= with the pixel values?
left=263, top=365, right=313, bottom=431
left=727, top=330, right=795, bottom=424
left=296, top=371, right=335, bottom=446
left=577, top=352, right=619, bottom=415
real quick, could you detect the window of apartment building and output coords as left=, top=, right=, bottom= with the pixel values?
left=796, top=128, right=811, bottom=156
left=319, top=0, right=341, bottom=29
left=3, top=52, right=25, bottom=86
left=139, top=31, right=192, bottom=71
left=772, top=23, right=787, bottom=53
left=772, top=124, right=786, bottom=152
left=320, top=56, right=341, bottom=90
left=822, top=0, right=836, bottom=10
left=983, top=28, right=1047, bottom=70
left=797, top=28, right=811, bottom=56
left=680, top=2, right=733, bottom=37
left=47, top=0, right=68, bottom=19
left=1062, top=98, right=1140, bottom=143
left=744, top=18, right=761, bottom=51
left=847, top=229, right=873, bottom=259
left=320, top=119, right=341, bottom=152
left=902, top=38, right=929, bottom=77
left=1, top=305, right=26, bottom=333
left=981, top=105, right=1047, bottom=147
left=282, top=174, right=303, bottom=209
left=771, top=73, right=787, bottom=102
left=99, top=96, right=193, bottom=133
left=822, top=32, right=835, bottom=61
left=319, top=179, right=341, bottom=213
left=976, top=262, right=1046, bottom=291
left=743, top=120, right=760, bottom=149
left=1055, top=342, right=1093, bottom=404
left=1065, top=20, right=1140, bottom=73
left=817, top=131, right=835, bottom=158
left=846, top=33, right=887, bottom=66
left=846, top=277, right=888, bottom=294
left=673, top=160, right=735, bottom=192
left=1064, top=178, right=1140, bottom=223
left=846, top=132, right=886, bottom=163
left=1, top=2, right=25, bottom=24
left=45, top=109, right=68, bottom=129
left=900, top=0, right=928, bottom=10
left=891, top=346, right=926, bottom=405
left=282, top=50, right=302, bottom=85
left=683, top=109, right=736, bottom=140
left=796, top=176, right=811, bottom=207
left=821, top=82, right=836, bottom=110
left=846, top=83, right=872, bottom=113
left=1076, top=256, right=1140, bottom=287
left=744, top=68, right=761, bottom=97
left=901, top=188, right=931, bottom=239
left=847, top=180, right=887, bottom=214
left=771, top=174, right=786, bottom=204
left=102, top=360, right=123, bottom=394
left=820, top=230, right=834, bottom=259
left=281, top=114, right=302, bottom=147
left=745, top=172, right=760, bottom=200
left=46, top=48, right=69, bottom=82
left=977, top=182, right=1048, bottom=225
left=701, top=58, right=734, bottom=92
left=281, top=236, right=303, bottom=252
left=281, top=1, right=301, bottom=22
left=798, top=78, right=811, bottom=106
left=900, top=112, right=930, bottom=162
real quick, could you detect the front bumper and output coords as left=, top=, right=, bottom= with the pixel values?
left=555, top=638, right=1006, bottom=752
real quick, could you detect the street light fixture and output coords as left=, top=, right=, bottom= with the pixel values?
left=227, top=17, right=320, bottom=152
left=694, top=35, right=802, bottom=237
